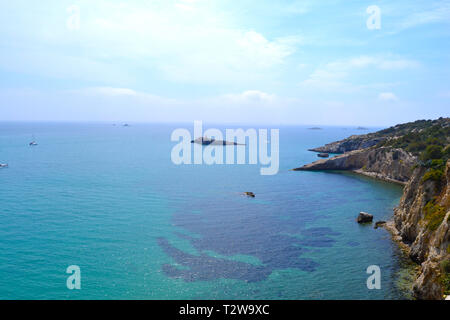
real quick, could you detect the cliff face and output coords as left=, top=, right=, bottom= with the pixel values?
left=294, top=147, right=416, bottom=184
left=394, top=161, right=450, bottom=299
left=295, top=118, right=450, bottom=299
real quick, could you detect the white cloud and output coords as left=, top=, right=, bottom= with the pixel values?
left=222, top=90, right=276, bottom=103
left=378, top=59, right=420, bottom=70
left=84, top=87, right=138, bottom=96
left=378, top=92, right=399, bottom=102
left=63, top=1, right=298, bottom=84
left=77, top=87, right=279, bottom=108
left=398, top=1, right=450, bottom=30
left=300, top=69, right=352, bottom=91
left=0, top=1, right=301, bottom=86
left=326, top=56, right=420, bottom=71
left=299, top=55, right=419, bottom=92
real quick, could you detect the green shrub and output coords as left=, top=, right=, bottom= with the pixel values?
left=422, top=168, right=444, bottom=183
left=440, top=260, right=450, bottom=295
left=406, top=141, right=427, bottom=153
left=421, top=145, right=444, bottom=162
left=443, top=260, right=450, bottom=273
left=423, top=200, right=446, bottom=231
left=444, top=145, right=450, bottom=159
left=431, top=159, right=444, bottom=168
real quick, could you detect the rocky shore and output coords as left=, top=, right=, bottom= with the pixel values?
left=294, top=147, right=416, bottom=184
left=294, top=118, right=450, bottom=299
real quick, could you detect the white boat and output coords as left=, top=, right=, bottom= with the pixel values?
left=0, top=163, right=8, bottom=168
left=29, top=134, right=38, bottom=146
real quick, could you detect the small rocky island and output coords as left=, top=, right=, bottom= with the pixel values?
left=294, top=118, right=450, bottom=300
left=191, top=137, right=245, bottom=146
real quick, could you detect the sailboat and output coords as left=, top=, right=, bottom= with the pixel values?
left=29, top=135, right=38, bottom=146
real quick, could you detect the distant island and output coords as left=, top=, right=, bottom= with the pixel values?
left=294, top=117, right=450, bottom=300
left=191, top=137, right=245, bottom=146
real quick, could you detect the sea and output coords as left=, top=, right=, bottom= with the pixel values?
left=0, top=122, right=414, bottom=299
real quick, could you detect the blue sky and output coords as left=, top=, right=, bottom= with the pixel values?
left=0, top=0, right=449, bottom=125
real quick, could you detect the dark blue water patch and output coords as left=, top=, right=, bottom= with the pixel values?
left=158, top=194, right=342, bottom=281
left=297, top=236, right=336, bottom=248
left=158, top=238, right=272, bottom=282
left=300, top=227, right=341, bottom=237
left=346, top=241, right=360, bottom=247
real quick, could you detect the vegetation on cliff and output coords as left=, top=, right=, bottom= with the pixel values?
left=441, top=260, right=450, bottom=295
left=423, top=199, right=447, bottom=231
left=297, top=117, right=450, bottom=299
left=375, top=119, right=450, bottom=299
left=378, top=118, right=450, bottom=187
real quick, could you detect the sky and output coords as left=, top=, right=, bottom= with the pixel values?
left=0, top=0, right=449, bottom=126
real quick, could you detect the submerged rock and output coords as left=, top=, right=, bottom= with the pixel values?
left=357, top=212, right=373, bottom=224
left=374, top=221, right=386, bottom=229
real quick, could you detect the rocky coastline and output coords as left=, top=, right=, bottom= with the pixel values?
left=294, top=118, right=450, bottom=300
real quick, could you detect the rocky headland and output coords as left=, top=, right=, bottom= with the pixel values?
left=294, top=118, right=450, bottom=299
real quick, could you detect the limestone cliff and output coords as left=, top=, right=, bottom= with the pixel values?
left=294, top=118, right=450, bottom=299
left=394, top=161, right=450, bottom=299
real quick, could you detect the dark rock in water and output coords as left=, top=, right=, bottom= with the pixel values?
left=317, top=153, right=329, bottom=158
left=357, top=212, right=373, bottom=224
left=374, top=221, right=386, bottom=229
left=244, top=192, right=255, bottom=198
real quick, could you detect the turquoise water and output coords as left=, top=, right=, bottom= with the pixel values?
left=0, top=122, right=408, bottom=299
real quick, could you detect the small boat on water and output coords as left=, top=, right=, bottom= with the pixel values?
left=29, top=135, right=38, bottom=146
left=0, top=163, right=8, bottom=168
left=317, top=153, right=329, bottom=158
